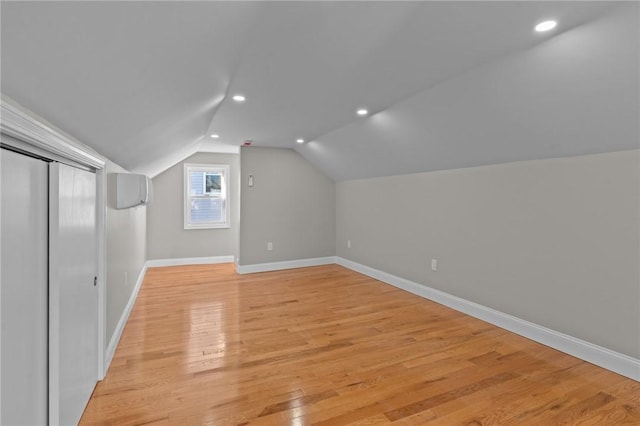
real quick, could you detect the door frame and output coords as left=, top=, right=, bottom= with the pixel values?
left=0, top=95, right=109, bottom=386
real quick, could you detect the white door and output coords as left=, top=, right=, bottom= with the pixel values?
left=49, top=162, right=98, bottom=425
left=0, top=148, right=49, bottom=425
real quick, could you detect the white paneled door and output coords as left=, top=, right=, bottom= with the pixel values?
left=1, top=149, right=49, bottom=425
left=49, top=162, right=98, bottom=425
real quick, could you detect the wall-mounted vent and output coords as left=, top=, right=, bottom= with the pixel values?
left=115, top=173, right=153, bottom=209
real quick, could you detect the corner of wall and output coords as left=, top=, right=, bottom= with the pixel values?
left=239, top=146, right=336, bottom=266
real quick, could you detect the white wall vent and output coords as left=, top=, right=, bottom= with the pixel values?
left=115, top=173, right=153, bottom=209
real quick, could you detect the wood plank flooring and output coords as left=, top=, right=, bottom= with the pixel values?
left=80, top=264, right=640, bottom=425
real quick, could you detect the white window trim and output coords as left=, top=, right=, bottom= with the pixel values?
left=184, top=163, right=230, bottom=230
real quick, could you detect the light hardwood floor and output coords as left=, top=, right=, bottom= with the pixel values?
left=80, top=264, right=640, bottom=425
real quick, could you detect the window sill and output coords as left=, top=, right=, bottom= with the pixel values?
left=184, top=224, right=230, bottom=230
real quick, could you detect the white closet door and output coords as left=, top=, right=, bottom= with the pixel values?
left=0, top=149, right=49, bottom=425
left=49, top=162, right=98, bottom=426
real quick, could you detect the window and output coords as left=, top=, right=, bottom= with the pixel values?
left=184, top=163, right=230, bottom=229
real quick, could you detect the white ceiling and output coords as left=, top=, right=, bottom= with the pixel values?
left=1, top=1, right=636, bottom=179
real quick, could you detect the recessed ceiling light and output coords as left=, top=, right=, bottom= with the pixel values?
left=357, top=109, right=369, bottom=116
left=535, top=20, right=557, bottom=32
left=296, top=138, right=305, bottom=144
left=232, top=95, right=246, bottom=102
left=210, top=134, right=220, bottom=138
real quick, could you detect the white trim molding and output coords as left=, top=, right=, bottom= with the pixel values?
left=105, top=264, right=148, bottom=371
left=102, top=255, right=640, bottom=382
left=104, top=255, right=235, bottom=373
left=1, top=95, right=105, bottom=169
left=1, top=95, right=112, bottom=417
left=236, top=256, right=337, bottom=274
left=335, top=257, right=640, bottom=382
left=183, top=163, right=231, bottom=230
left=96, top=169, right=107, bottom=379
left=146, top=255, right=235, bottom=268
left=106, top=254, right=309, bottom=376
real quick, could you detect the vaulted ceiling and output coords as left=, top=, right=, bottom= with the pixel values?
left=1, top=1, right=637, bottom=180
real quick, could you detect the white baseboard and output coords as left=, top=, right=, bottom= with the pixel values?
left=103, top=255, right=232, bottom=374
left=236, top=256, right=337, bottom=274
left=103, top=255, right=640, bottom=382
left=146, top=255, right=235, bottom=268
left=335, top=257, right=640, bottom=382
left=104, top=263, right=147, bottom=372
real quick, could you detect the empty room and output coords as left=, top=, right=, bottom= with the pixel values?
left=1, top=1, right=639, bottom=425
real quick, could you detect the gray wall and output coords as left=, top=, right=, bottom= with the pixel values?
left=240, top=147, right=336, bottom=265
left=336, top=150, right=640, bottom=358
left=147, top=152, right=240, bottom=260
left=106, top=161, right=147, bottom=344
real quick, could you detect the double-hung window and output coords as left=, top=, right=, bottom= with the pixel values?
left=184, top=163, right=230, bottom=229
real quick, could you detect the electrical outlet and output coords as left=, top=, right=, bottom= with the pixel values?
left=347, top=239, right=351, bottom=249
left=267, top=242, right=273, bottom=251
left=431, top=259, right=437, bottom=271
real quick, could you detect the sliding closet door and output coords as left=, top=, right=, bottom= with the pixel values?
left=49, top=162, right=98, bottom=426
left=0, top=149, right=49, bottom=425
